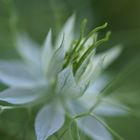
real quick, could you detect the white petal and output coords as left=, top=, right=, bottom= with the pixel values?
left=0, top=86, right=47, bottom=105
left=42, top=30, right=53, bottom=74
left=35, top=102, right=65, bottom=140
left=95, top=45, right=122, bottom=69
left=67, top=100, right=112, bottom=140
left=80, top=74, right=110, bottom=107
left=75, top=54, right=91, bottom=82
left=77, top=116, right=113, bottom=140
left=66, top=100, right=87, bottom=117
left=57, top=66, right=82, bottom=98
left=0, top=61, right=39, bottom=87
left=55, top=14, right=75, bottom=52
left=48, top=39, right=65, bottom=76
left=94, top=99, right=129, bottom=116
left=79, top=54, right=103, bottom=84
left=16, top=33, right=41, bottom=68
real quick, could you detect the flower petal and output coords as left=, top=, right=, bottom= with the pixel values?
left=94, top=99, right=129, bottom=116
left=35, top=102, right=65, bottom=140
left=96, top=45, right=122, bottom=69
left=42, top=29, right=53, bottom=74
left=79, top=74, right=110, bottom=106
left=57, top=66, right=86, bottom=98
left=16, top=33, right=41, bottom=68
left=77, top=116, right=113, bottom=140
left=48, top=38, right=65, bottom=76
left=67, top=100, right=112, bottom=140
left=0, top=86, right=47, bottom=105
left=0, top=61, right=39, bottom=87
left=57, top=66, right=82, bottom=98
left=55, top=14, right=75, bottom=52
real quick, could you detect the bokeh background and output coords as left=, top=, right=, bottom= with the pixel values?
left=0, top=0, right=140, bottom=139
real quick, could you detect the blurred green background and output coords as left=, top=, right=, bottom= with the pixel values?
left=0, top=0, right=140, bottom=139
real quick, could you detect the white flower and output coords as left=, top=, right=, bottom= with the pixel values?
left=0, top=15, right=126, bottom=140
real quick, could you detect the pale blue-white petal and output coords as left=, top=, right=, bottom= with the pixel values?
left=57, top=66, right=82, bottom=98
left=95, top=45, right=122, bottom=69
left=66, top=100, right=87, bottom=116
left=81, top=55, right=105, bottom=85
left=77, top=116, right=113, bottom=140
left=55, top=14, right=75, bottom=51
left=35, top=102, right=65, bottom=140
left=16, top=33, right=41, bottom=68
left=0, top=85, right=47, bottom=105
left=42, top=30, right=53, bottom=74
left=48, top=38, right=65, bottom=77
left=79, top=78, right=128, bottom=117
left=0, top=61, right=40, bottom=87
left=77, top=53, right=105, bottom=89
left=75, top=54, right=92, bottom=82
left=67, top=100, right=112, bottom=140
left=79, top=74, right=110, bottom=107
left=94, top=98, right=129, bottom=116
left=79, top=46, right=122, bottom=86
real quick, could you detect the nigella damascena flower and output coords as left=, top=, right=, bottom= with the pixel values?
left=0, top=15, right=127, bottom=140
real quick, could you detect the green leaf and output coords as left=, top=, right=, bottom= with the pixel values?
left=35, top=102, right=65, bottom=140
